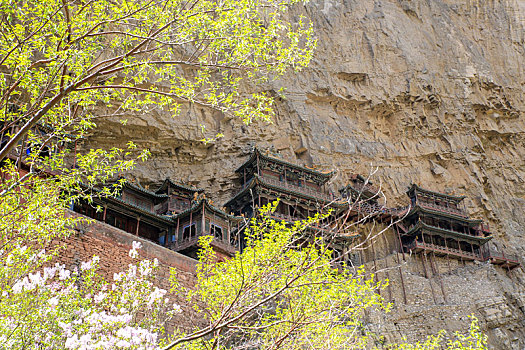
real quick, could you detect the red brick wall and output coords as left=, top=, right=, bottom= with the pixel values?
left=58, top=212, right=203, bottom=333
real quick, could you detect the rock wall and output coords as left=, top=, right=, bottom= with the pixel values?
left=83, top=0, right=525, bottom=347
left=362, top=227, right=525, bottom=348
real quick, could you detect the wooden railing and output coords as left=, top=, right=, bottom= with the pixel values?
left=418, top=202, right=467, bottom=218
left=351, top=182, right=379, bottom=197
left=261, top=176, right=335, bottom=202
left=482, top=249, right=520, bottom=265
left=405, top=240, right=482, bottom=260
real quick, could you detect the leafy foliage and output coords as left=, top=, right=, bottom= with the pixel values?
left=0, top=0, right=316, bottom=162
left=165, top=202, right=386, bottom=349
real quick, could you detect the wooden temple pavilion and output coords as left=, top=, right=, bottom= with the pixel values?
left=167, top=198, right=243, bottom=260
left=396, top=184, right=519, bottom=269
left=340, top=174, right=380, bottom=202
left=74, top=181, right=174, bottom=243
left=73, top=178, right=242, bottom=260
left=154, top=178, right=203, bottom=215
left=224, top=148, right=356, bottom=257
left=225, top=148, right=341, bottom=218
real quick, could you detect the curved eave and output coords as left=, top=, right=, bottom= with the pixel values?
left=223, top=177, right=258, bottom=208
left=155, top=178, right=203, bottom=195
left=124, top=182, right=169, bottom=199
left=407, top=184, right=466, bottom=202
left=338, top=183, right=376, bottom=199
left=96, top=196, right=173, bottom=226
left=406, top=205, right=480, bottom=224
left=176, top=199, right=243, bottom=221
left=235, top=148, right=334, bottom=180
left=404, top=221, right=492, bottom=244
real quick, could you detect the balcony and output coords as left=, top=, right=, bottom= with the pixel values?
left=418, top=201, right=467, bottom=218
left=405, top=240, right=482, bottom=261
left=350, top=182, right=379, bottom=198
left=482, top=249, right=521, bottom=269
left=261, top=176, right=335, bottom=202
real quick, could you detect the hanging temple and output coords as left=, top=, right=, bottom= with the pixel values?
left=0, top=128, right=521, bottom=270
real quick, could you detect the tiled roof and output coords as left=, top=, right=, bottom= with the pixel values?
left=124, top=181, right=169, bottom=199
left=175, top=198, right=243, bottom=221
left=406, top=205, right=482, bottom=224
left=407, top=184, right=466, bottom=202
left=94, top=195, right=173, bottom=226
left=224, top=175, right=346, bottom=209
left=235, top=148, right=335, bottom=179
left=404, top=221, right=492, bottom=244
left=155, top=178, right=203, bottom=194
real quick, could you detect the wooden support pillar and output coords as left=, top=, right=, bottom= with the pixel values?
left=176, top=217, right=180, bottom=244
left=398, top=264, right=408, bottom=304
left=211, top=211, right=215, bottom=237
left=370, top=239, right=380, bottom=297
left=165, top=228, right=170, bottom=247
left=421, top=253, right=438, bottom=305
left=202, top=202, right=205, bottom=237
left=189, top=210, right=193, bottom=237
left=256, top=153, right=260, bottom=176
left=381, top=232, right=393, bottom=302
left=135, top=217, right=140, bottom=236
left=430, top=252, right=447, bottom=304
left=444, top=238, right=452, bottom=273
left=102, top=205, right=107, bottom=222
left=227, top=219, right=231, bottom=244
left=395, top=225, right=406, bottom=261
left=457, top=238, right=464, bottom=264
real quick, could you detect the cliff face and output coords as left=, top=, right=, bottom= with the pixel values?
left=85, top=0, right=525, bottom=347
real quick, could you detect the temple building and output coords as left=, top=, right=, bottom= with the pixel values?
left=166, top=197, right=243, bottom=260
left=73, top=178, right=242, bottom=260
left=154, top=178, right=203, bottom=215
left=3, top=121, right=519, bottom=270
left=225, top=148, right=341, bottom=218
left=224, top=148, right=357, bottom=260
left=340, top=174, right=380, bottom=203
left=396, top=184, right=520, bottom=269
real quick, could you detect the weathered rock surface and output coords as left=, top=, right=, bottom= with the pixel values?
left=85, top=0, right=525, bottom=347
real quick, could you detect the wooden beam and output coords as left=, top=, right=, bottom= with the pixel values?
left=176, top=217, right=180, bottom=244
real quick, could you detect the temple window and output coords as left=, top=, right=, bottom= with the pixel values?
left=211, top=224, right=223, bottom=240
left=183, top=223, right=196, bottom=240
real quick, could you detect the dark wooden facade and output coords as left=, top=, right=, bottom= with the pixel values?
left=224, top=148, right=357, bottom=261
left=396, top=185, right=519, bottom=269
left=225, top=148, right=340, bottom=218
left=74, top=179, right=242, bottom=260
left=168, top=199, right=242, bottom=260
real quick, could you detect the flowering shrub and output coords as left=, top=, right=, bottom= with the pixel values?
left=0, top=241, right=178, bottom=349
